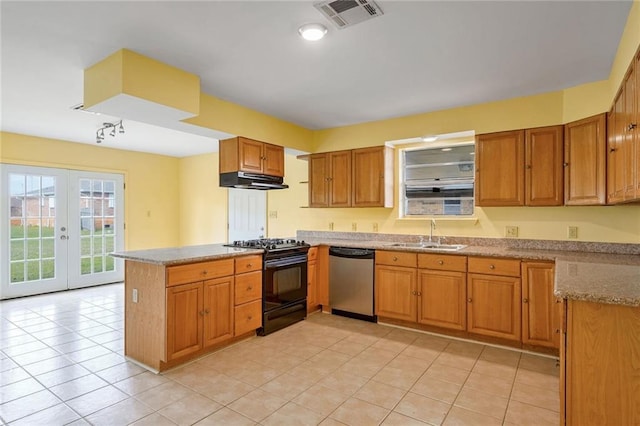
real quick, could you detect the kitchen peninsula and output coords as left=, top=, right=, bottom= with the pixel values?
left=111, top=244, right=264, bottom=372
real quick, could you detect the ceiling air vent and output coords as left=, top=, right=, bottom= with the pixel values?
left=313, top=0, right=383, bottom=29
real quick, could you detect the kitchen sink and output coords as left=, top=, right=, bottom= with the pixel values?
left=389, top=242, right=467, bottom=251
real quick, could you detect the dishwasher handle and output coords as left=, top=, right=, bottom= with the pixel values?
left=329, top=247, right=375, bottom=259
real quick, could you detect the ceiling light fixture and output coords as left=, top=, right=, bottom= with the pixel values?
left=96, top=120, right=125, bottom=144
left=422, top=136, right=438, bottom=143
left=298, top=23, right=327, bottom=41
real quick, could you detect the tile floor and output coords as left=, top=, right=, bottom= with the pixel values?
left=0, top=283, right=560, bottom=425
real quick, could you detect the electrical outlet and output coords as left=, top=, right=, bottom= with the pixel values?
left=132, top=288, right=138, bottom=303
left=268, top=210, right=278, bottom=219
left=373, top=223, right=379, bottom=232
left=352, top=222, right=357, bottom=231
left=329, top=222, right=334, bottom=231
left=568, top=226, right=578, bottom=239
left=505, top=226, right=519, bottom=238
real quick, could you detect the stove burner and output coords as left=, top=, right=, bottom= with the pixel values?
left=226, top=238, right=308, bottom=251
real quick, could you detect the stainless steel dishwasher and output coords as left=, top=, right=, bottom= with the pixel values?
left=329, top=247, right=376, bottom=322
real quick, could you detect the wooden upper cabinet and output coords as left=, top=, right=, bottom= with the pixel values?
left=352, top=146, right=393, bottom=207
left=475, top=130, right=525, bottom=206
left=608, top=93, right=625, bottom=204
left=564, top=113, right=607, bottom=205
left=635, top=50, right=640, bottom=197
left=219, top=137, right=285, bottom=177
left=525, top=126, right=564, bottom=206
left=623, top=64, right=637, bottom=200
left=308, top=151, right=351, bottom=207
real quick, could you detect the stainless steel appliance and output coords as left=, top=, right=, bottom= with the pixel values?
left=219, top=171, right=289, bottom=190
left=329, top=247, right=376, bottom=322
left=225, top=238, right=309, bottom=335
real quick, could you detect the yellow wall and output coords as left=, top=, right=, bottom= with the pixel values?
left=0, top=132, right=181, bottom=250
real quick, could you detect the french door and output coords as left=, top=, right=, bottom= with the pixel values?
left=1, top=165, right=124, bottom=299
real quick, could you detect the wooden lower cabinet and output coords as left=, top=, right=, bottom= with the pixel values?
left=417, top=269, right=466, bottom=330
left=563, top=300, right=640, bottom=425
left=307, top=247, right=318, bottom=313
left=375, top=265, right=417, bottom=321
left=467, top=273, right=521, bottom=341
left=316, top=246, right=330, bottom=308
left=234, top=299, right=262, bottom=336
left=203, top=277, right=235, bottom=348
left=522, top=262, right=562, bottom=349
left=166, top=282, right=203, bottom=361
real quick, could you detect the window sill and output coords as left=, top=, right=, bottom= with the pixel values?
left=396, top=216, right=479, bottom=224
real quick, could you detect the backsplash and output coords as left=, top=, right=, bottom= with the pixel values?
left=297, top=230, right=640, bottom=255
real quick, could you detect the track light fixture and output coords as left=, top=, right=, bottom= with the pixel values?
left=96, top=120, right=125, bottom=144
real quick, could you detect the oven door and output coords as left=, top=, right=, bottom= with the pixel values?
left=263, top=254, right=307, bottom=312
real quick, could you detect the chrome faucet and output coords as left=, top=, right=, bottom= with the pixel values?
left=429, top=219, right=436, bottom=243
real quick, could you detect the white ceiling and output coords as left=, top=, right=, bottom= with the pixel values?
left=0, top=1, right=632, bottom=158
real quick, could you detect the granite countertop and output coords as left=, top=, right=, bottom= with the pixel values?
left=110, top=244, right=263, bottom=265
left=304, top=236, right=640, bottom=307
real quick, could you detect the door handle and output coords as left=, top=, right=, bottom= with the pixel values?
left=60, top=235, right=68, bottom=240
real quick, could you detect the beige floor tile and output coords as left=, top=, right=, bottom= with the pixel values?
left=114, top=370, right=170, bottom=395
left=293, top=383, right=351, bottom=416
left=410, top=375, right=462, bottom=404
left=66, top=384, right=129, bottom=417
left=510, top=381, right=560, bottom=412
left=453, top=387, right=508, bottom=420
left=260, top=372, right=317, bottom=400
left=194, top=407, right=257, bottom=425
left=381, top=411, right=430, bottom=425
left=444, top=340, right=484, bottom=357
left=514, top=367, right=559, bottom=392
left=79, top=352, right=126, bottom=372
left=134, top=380, right=198, bottom=411
left=400, top=344, right=441, bottom=363
left=95, top=361, right=146, bottom=384
left=229, top=362, right=283, bottom=387
left=86, top=397, right=154, bottom=426
left=504, top=400, right=559, bottom=425
left=192, top=373, right=256, bottom=405
left=328, top=339, right=370, bottom=357
left=35, top=364, right=91, bottom=388
left=518, top=354, right=559, bottom=375
left=372, top=364, right=423, bottom=390
left=394, top=392, right=451, bottom=424
left=0, top=389, right=61, bottom=423
left=319, top=418, right=348, bottom=426
left=2, top=340, right=48, bottom=357
left=423, top=364, right=470, bottom=385
left=479, top=346, right=521, bottom=367
left=318, top=370, right=369, bottom=395
left=65, top=345, right=111, bottom=362
left=0, top=377, right=45, bottom=403
left=8, top=402, right=80, bottom=426
left=387, top=354, right=431, bottom=373
left=471, top=359, right=517, bottom=381
left=49, top=373, right=108, bottom=401
left=354, top=380, right=407, bottom=409
left=22, top=355, right=74, bottom=376
left=443, top=406, right=503, bottom=426
left=0, top=367, right=30, bottom=387
left=432, top=351, right=478, bottom=371
left=462, top=371, right=514, bottom=398
left=130, top=412, right=177, bottom=426
left=371, top=338, right=412, bottom=355
left=227, top=388, right=288, bottom=422
left=331, top=397, right=391, bottom=426
left=159, top=394, right=222, bottom=426
left=262, top=401, right=326, bottom=426
left=337, top=354, right=388, bottom=379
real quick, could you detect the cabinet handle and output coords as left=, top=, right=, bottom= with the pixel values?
left=467, top=298, right=473, bottom=303
left=610, top=148, right=616, bottom=153
left=489, top=264, right=495, bottom=270
left=247, top=286, right=253, bottom=291
left=417, top=291, right=422, bottom=296
left=205, top=308, right=210, bottom=314
left=247, top=315, right=253, bottom=320
left=199, top=310, right=205, bottom=316
left=412, top=291, right=417, bottom=296
left=523, top=298, right=528, bottom=303
left=555, top=299, right=562, bottom=304
left=526, top=165, right=532, bottom=169
left=563, top=162, right=569, bottom=167
left=438, top=260, right=444, bottom=265
left=202, top=270, right=208, bottom=275
left=629, top=123, right=637, bottom=131
left=393, top=256, right=398, bottom=261
left=247, top=263, right=252, bottom=268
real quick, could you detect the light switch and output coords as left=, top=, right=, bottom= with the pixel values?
left=132, top=288, right=138, bottom=303
left=505, top=226, right=519, bottom=238
left=568, top=226, right=578, bottom=239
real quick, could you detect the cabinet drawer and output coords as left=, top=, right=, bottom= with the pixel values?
left=418, top=254, right=467, bottom=272
left=234, top=300, right=262, bottom=336
left=167, top=259, right=234, bottom=287
left=375, top=250, right=417, bottom=268
left=235, top=271, right=262, bottom=305
left=235, top=255, right=262, bottom=273
left=468, top=257, right=521, bottom=277
left=307, top=247, right=318, bottom=261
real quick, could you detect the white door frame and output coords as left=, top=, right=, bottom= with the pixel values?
left=227, top=189, right=267, bottom=242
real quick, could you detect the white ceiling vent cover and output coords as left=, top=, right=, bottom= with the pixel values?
left=313, top=0, right=384, bottom=29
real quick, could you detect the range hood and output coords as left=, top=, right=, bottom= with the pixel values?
left=220, top=171, right=289, bottom=190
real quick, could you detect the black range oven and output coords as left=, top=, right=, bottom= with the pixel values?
left=226, top=238, right=310, bottom=335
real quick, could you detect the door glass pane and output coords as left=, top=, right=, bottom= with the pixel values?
left=77, top=178, right=119, bottom=276
left=9, top=173, right=56, bottom=283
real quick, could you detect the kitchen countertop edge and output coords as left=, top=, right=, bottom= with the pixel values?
left=110, top=244, right=264, bottom=266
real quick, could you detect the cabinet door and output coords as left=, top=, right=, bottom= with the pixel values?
left=238, top=137, right=265, bottom=174
left=564, top=114, right=606, bottom=205
left=263, top=143, right=285, bottom=177
left=315, top=246, right=329, bottom=307
left=375, top=265, right=416, bottom=322
left=417, top=269, right=466, bottom=330
left=525, top=126, right=564, bottom=206
left=167, top=282, right=203, bottom=361
left=467, top=273, right=521, bottom=341
left=234, top=300, right=262, bottom=336
left=623, top=64, right=637, bottom=201
left=608, top=94, right=625, bottom=204
left=352, top=146, right=391, bottom=207
left=329, top=151, right=352, bottom=207
left=307, top=260, right=317, bottom=313
left=309, top=153, right=329, bottom=207
left=203, top=277, right=234, bottom=348
left=475, top=130, right=525, bottom=206
left=522, top=262, right=557, bottom=348
left=636, top=51, right=640, bottom=198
